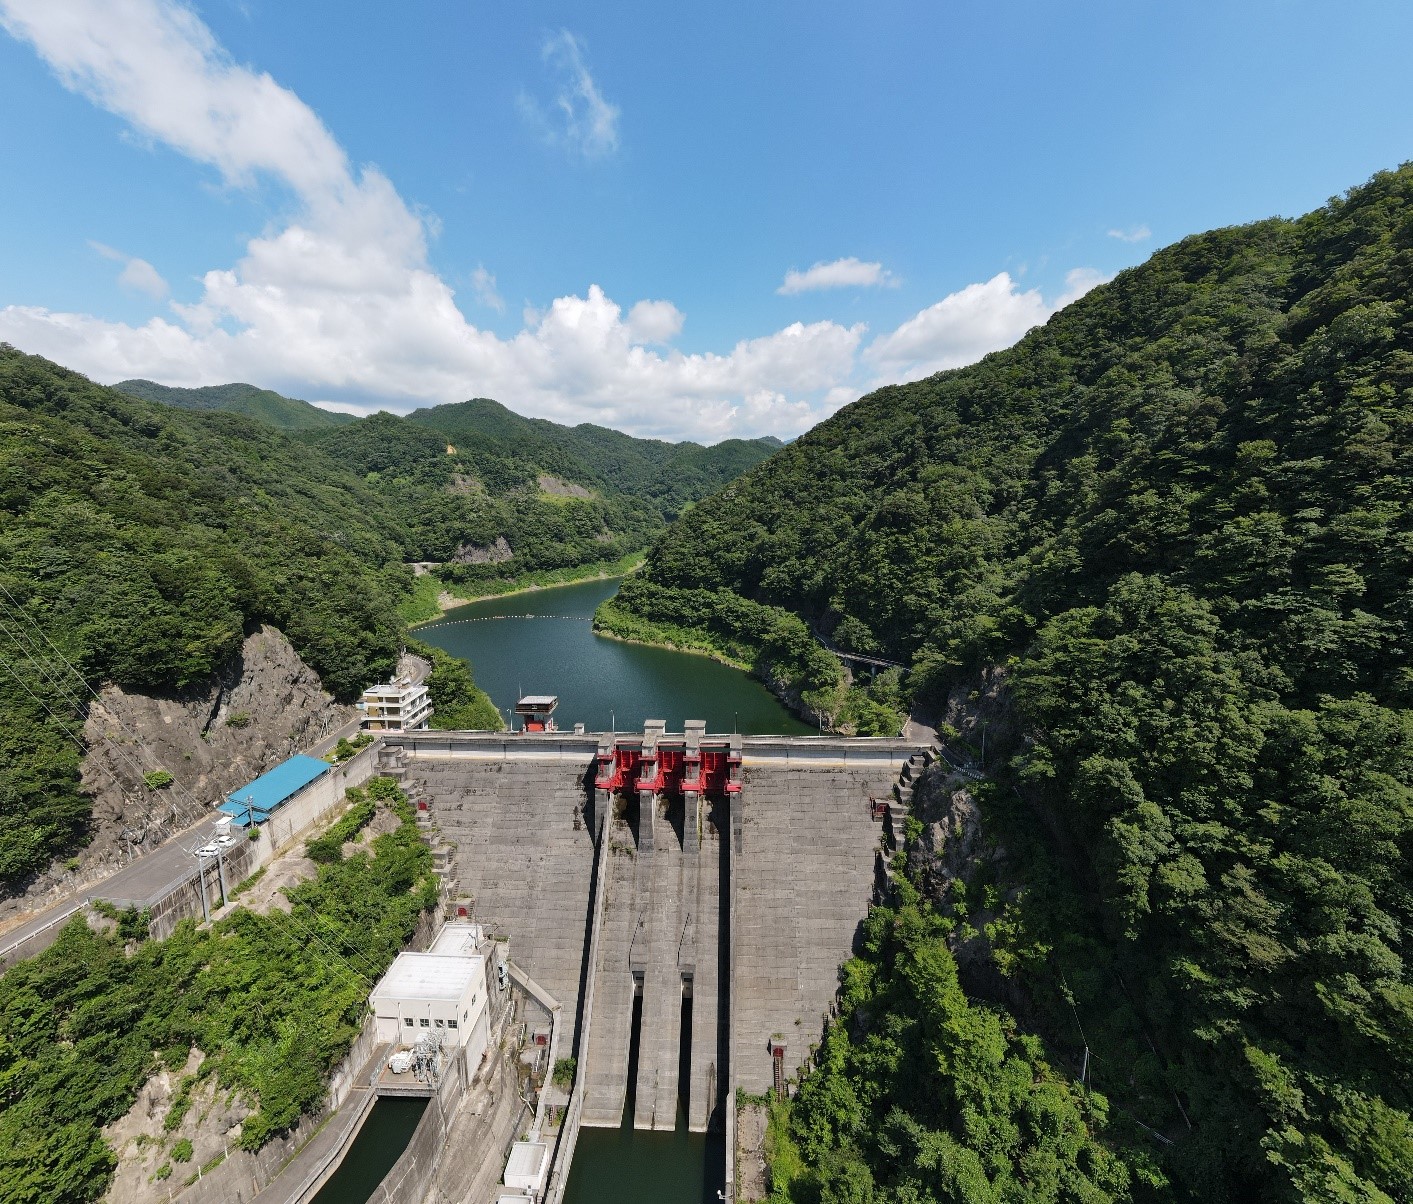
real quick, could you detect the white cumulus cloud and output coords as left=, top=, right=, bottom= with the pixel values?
left=89, top=240, right=168, bottom=300
left=0, top=0, right=861, bottom=440
left=778, top=257, right=898, bottom=295
left=863, top=269, right=1108, bottom=386
left=0, top=0, right=1110, bottom=442
left=1107, top=223, right=1152, bottom=243
left=519, top=30, right=620, bottom=159
left=625, top=299, right=683, bottom=345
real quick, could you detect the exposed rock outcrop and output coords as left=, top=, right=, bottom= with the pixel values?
left=101, top=1048, right=249, bottom=1204
left=536, top=473, right=592, bottom=499
left=907, top=757, right=1029, bottom=1016
left=0, top=626, right=352, bottom=924
left=453, top=535, right=513, bottom=564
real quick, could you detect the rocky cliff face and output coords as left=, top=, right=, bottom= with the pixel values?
left=1, top=625, right=353, bottom=921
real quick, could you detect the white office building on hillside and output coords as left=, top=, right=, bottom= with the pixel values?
left=359, top=677, right=433, bottom=732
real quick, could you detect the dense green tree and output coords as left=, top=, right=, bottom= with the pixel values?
left=0, top=781, right=435, bottom=1204
left=609, top=165, right=1413, bottom=1201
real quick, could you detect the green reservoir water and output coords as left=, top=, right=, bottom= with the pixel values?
left=310, top=1098, right=426, bottom=1204
left=562, top=1124, right=726, bottom=1204
left=416, top=576, right=812, bottom=736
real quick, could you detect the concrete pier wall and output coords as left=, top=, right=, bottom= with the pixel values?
left=580, top=813, right=642, bottom=1128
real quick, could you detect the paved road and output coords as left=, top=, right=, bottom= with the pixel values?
left=2, top=653, right=425, bottom=959
left=0, top=710, right=370, bottom=959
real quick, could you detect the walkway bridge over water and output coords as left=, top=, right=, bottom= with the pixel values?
left=377, top=725, right=927, bottom=1165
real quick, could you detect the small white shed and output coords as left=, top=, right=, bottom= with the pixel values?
left=503, top=1141, right=550, bottom=1194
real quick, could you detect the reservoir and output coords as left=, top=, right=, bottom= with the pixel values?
left=416, top=576, right=812, bottom=736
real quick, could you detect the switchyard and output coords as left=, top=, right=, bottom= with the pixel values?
left=378, top=721, right=926, bottom=1190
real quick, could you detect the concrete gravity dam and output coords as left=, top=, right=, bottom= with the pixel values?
left=378, top=721, right=924, bottom=1191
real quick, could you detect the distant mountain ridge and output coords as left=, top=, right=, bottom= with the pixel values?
left=115, top=375, right=785, bottom=551
left=114, top=379, right=355, bottom=430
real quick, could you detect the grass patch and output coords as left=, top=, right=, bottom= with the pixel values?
left=762, top=1096, right=805, bottom=1200
left=396, top=573, right=444, bottom=625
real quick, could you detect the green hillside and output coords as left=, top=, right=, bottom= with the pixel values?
left=602, top=167, right=1413, bottom=1202
left=299, top=399, right=780, bottom=591
left=111, top=378, right=780, bottom=594
left=113, top=379, right=354, bottom=430
left=408, top=397, right=782, bottom=519
left=0, top=349, right=498, bottom=889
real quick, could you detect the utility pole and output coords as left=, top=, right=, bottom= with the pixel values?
left=194, top=851, right=210, bottom=923
left=215, top=848, right=228, bottom=909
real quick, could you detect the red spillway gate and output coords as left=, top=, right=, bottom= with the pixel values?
left=594, top=740, right=740, bottom=795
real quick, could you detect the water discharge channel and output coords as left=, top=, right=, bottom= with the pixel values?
left=310, top=1098, right=427, bottom=1204
left=314, top=577, right=801, bottom=1200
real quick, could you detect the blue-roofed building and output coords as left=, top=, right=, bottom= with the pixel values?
left=219, top=754, right=331, bottom=825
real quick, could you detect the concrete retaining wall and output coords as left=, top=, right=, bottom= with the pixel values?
left=0, top=902, right=86, bottom=971
left=389, top=731, right=601, bottom=761
left=739, top=736, right=920, bottom=767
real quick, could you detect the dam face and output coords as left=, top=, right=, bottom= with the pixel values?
left=381, top=727, right=919, bottom=1135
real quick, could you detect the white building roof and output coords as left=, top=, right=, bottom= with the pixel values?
left=428, top=923, right=482, bottom=957
left=504, top=1141, right=550, bottom=1190
left=369, top=952, right=483, bottom=1004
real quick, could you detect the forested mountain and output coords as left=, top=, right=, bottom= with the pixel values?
left=0, top=350, right=412, bottom=888
left=113, top=379, right=354, bottom=430
left=113, top=379, right=780, bottom=584
left=604, top=166, right=1413, bottom=1202
left=408, top=397, right=783, bottom=519
left=0, top=348, right=778, bottom=892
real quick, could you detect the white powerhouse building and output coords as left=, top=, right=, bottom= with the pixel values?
left=369, top=923, right=492, bottom=1072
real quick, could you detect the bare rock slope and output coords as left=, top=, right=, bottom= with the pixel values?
left=1, top=625, right=352, bottom=923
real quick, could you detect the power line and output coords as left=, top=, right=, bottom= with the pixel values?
left=0, top=587, right=395, bottom=987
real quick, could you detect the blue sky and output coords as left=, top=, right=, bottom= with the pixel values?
left=2, top=1, right=1412, bottom=441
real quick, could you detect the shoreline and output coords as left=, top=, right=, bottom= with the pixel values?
left=589, top=623, right=752, bottom=671
left=410, top=555, right=644, bottom=626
